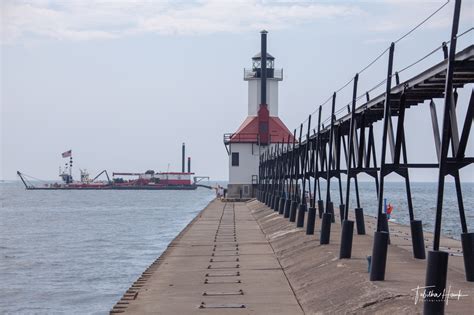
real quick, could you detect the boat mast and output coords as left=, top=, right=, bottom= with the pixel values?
left=69, top=155, right=73, bottom=178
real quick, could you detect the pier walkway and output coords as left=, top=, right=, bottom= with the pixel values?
left=111, top=199, right=472, bottom=314
left=249, top=200, right=472, bottom=314
left=112, top=199, right=303, bottom=314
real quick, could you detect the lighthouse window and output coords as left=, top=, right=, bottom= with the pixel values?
left=231, top=152, right=239, bottom=166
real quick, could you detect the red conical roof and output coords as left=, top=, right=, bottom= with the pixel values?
left=230, top=116, right=294, bottom=143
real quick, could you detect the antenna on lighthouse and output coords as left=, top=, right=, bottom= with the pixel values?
left=260, top=30, right=267, bottom=107
left=258, top=30, right=270, bottom=145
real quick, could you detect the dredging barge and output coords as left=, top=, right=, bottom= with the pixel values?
left=17, top=170, right=200, bottom=190
left=18, top=144, right=211, bottom=191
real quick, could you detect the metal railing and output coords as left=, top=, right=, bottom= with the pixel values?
left=224, top=132, right=290, bottom=145
left=243, top=68, right=283, bottom=80
left=223, top=133, right=259, bottom=144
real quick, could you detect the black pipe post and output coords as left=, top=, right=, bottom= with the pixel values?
left=271, top=143, right=278, bottom=210
left=259, top=150, right=263, bottom=201
left=259, top=163, right=262, bottom=200
left=307, top=108, right=322, bottom=235
left=258, top=151, right=263, bottom=201
left=278, top=140, right=286, bottom=214
left=353, top=125, right=365, bottom=234
left=278, top=135, right=290, bottom=214
left=266, top=148, right=272, bottom=205
left=461, top=232, right=474, bottom=281
left=411, top=220, right=426, bottom=259
left=339, top=204, right=345, bottom=224
left=263, top=149, right=268, bottom=205
left=270, top=147, right=277, bottom=209
left=452, top=92, right=472, bottom=280
left=279, top=138, right=286, bottom=214
left=320, top=93, right=336, bottom=245
left=306, top=197, right=316, bottom=235
left=284, top=196, right=292, bottom=218
left=425, top=1, right=462, bottom=312
left=335, top=127, right=345, bottom=224
left=289, top=195, right=298, bottom=222
left=431, top=0, right=461, bottom=254
left=340, top=73, right=358, bottom=259
left=262, top=149, right=268, bottom=203
left=370, top=42, right=395, bottom=281
left=346, top=96, right=366, bottom=235
left=379, top=213, right=391, bottom=245
left=269, top=154, right=274, bottom=207
left=394, top=88, right=425, bottom=259
left=355, top=208, right=366, bottom=235
left=271, top=147, right=277, bottom=208
left=265, top=148, right=270, bottom=204
left=266, top=147, right=270, bottom=203
left=273, top=142, right=281, bottom=211
left=285, top=129, right=297, bottom=218
left=318, top=199, right=324, bottom=219
left=260, top=149, right=265, bottom=201
left=297, top=115, right=312, bottom=228
left=315, top=106, right=324, bottom=219
left=290, top=125, right=303, bottom=222
left=424, top=250, right=449, bottom=314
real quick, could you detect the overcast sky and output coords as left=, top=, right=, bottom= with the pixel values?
left=1, top=0, right=473, bottom=182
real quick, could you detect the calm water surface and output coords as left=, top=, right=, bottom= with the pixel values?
left=1, top=181, right=473, bottom=314
left=0, top=182, right=215, bottom=314
left=325, top=181, right=473, bottom=240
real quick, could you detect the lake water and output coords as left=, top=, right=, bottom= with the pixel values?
left=322, top=181, right=473, bottom=240
left=0, top=181, right=472, bottom=314
left=0, top=182, right=215, bottom=314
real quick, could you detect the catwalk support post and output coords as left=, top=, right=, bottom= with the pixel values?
left=424, top=1, right=462, bottom=313
left=340, top=73, right=358, bottom=259
left=297, top=115, right=312, bottom=228
left=320, top=93, right=337, bottom=245
left=307, top=107, right=323, bottom=235
left=290, top=125, right=303, bottom=222
left=370, top=42, right=395, bottom=281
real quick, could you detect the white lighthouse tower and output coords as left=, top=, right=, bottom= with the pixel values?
left=224, top=31, right=294, bottom=199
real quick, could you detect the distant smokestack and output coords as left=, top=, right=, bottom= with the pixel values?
left=182, top=143, right=185, bottom=173
left=187, top=157, right=191, bottom=173
left=260, top=30, right=267, bottom=107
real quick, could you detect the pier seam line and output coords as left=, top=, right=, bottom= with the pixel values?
left=250, top=202, right=306, bottom=315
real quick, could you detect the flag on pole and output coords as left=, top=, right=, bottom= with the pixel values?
left=62, top=150, right=72, bottom=158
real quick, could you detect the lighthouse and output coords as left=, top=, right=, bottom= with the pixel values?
left=224, top=31, right=294, bottom=199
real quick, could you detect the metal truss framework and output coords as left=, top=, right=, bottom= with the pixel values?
left=257, top=2, right=473, bottom=313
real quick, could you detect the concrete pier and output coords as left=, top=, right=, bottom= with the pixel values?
left=111, top=199, right=303, bottom=314
left=111, top=199, right=473, bottom=314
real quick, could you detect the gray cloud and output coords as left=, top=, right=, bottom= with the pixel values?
left=1, top=0, right=363, bottom=44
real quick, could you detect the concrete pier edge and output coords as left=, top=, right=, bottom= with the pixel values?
left=110, top=199, right=473, bottom=314
left=110, top=198, right=214, bottom=314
